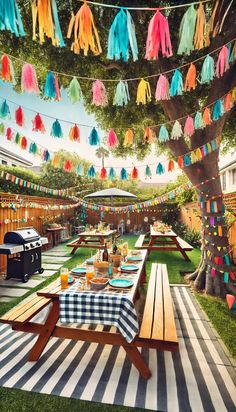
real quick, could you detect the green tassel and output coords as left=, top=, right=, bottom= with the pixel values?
left=201, top=55, right=215, bottom=84
left=15, top=132, right=20, bottom=144
left=177, top=5, right=197, bottom=55
left=145, top=165, right=152, bottom=178
left=156, top=162, right=164, bottom=175
left=0, top=123, right=5, bottom=134
left=194, top=111, right=203, bottom=129
left=67, top=77, right=83, bottom=104
left=109, top=167, right=116, bottom=180
left=159, top=125, right=169, bottom=142
left=29, top=142, right=37, bottom=154
left=89, top=127, right=100, bottom=146
left=120, top=167, right=128, bottom=180
left=0, top=100, right=10, bottom=118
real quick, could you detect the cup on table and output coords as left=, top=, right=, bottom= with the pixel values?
left=60, top=267, right=69, bottom=289
left=86, top=267, right=94, bottom=286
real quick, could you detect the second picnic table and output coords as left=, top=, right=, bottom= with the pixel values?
left=67, top=229, right=117, bottom=255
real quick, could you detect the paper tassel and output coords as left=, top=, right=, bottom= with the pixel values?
left=92, top=80, right=108, bottom=107
left=42, top=149, right=50, bottom=162
left=0, top=123, right=5, bottom=134
left=145, top=165, right=152, bottom=178
left=131, top=167, right=138, bottom=180
left=69, top=124, right=80, bottom=142
left=89, top=127, right=100, bottom=146
left=229, top=42, right=236, bottom=63
left=216, top=46, right=229, bottom=78
left=21, top=63, right=39, bottom=94
left=211, top=268, right=216, bottom=277
left=15, top=132, right=20, bottom=144
left=195, top=148, right=202, bottom=161
left=223, top=273, right=229, bottom=283
left=178, top=5, right=197, bottom=55
left=156, top=162, right=164, bottom=175
left=170, top=70, right=183, bottom=97
left=159, top=125, right=169, bottom=142
left=108, top=129, right=118, bottom=148
left=120, top=168, right=128, bottom=180
left=143, top=127, right=154, bottom=144
left=67, top=77, right=83, bottom=104
left=0, top=100, right=10, bottom=119
left=201, top=55, right=215, bottom=84
left=171, top=120, right=182, bottom=140
left=145, top=10, right=172, bottom=60
left=113, top=81, right=130, bottom=106
left=0, top=0, right=25, bottom=37
left=51, top=155, right=59, bottom=167
left=1, top=55, right=15, bottom=83
left=194, top=112, right=203, bottom=129
left=100, top=167, right=107, bottom=179
left=32, top=0, right=65, bottom=47
left=194, top=2, right=206, bottom=50
left=184, top=116, right=195, bottom=137
left=178, top=157, right=184, bottom=168
left=20, top=136, right=27, bottom=150
left=75, top=164, right=83, bottom=176
left=155, top=75, right=170, bottom=101
left=124, top=128, right=134, bottom=147
left=224, top=254, right=230, bottom=266
left=136, top=79, right=151, bottom=105
left=218, top=226, right=223, bottom=236
left=29, top=142, right=38, bottom=155
left=109, top=167, right=116, bottom=180
left=15, top=106, right=24, bottom=127
left=6, top=128, right=13, bottom=141
left=168, top=159, right=175, bottom=172
left=224, top=92, right=233, bottom=111
left=51, top=119, right=63, bottom=138
left=107, top=9, right=138, bottom=62
left=44, top=71, right=60, bottom=101
left=63, top=160, right=73, bottom=172
left=32, top=114, right=45, bottom=133
left=202, top=107, right=212, bottom=126
left=184, top=64, right=197, bottom=92
left=212, top=99, right=224, bottom=120
left=67, top=2, right=101, bottom=56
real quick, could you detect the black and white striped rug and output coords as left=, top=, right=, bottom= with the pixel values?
left=0, top=286, right=235, bottom=412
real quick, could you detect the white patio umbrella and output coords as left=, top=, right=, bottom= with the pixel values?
left=84, top=188, right=137, bottom=199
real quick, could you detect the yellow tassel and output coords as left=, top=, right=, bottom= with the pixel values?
left=190, top=151, right=196, bottom=163
left=196, top=148, right=202, bottom=161
left=124, top=129, right=134, bottom=146
left=51, top=155, right=59, bottom=167
left=194, top=2, right=206, bottom=50
left=207, top=142, right=212, bottom=153
left=136, top=79, right=151, bottom=105
left=232, top=87, right=236, bottom=102
left=33, top=0, right=58, bottom=46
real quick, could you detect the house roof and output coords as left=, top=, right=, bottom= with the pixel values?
left=220, top=159, right=236, bottom=173
left=0, top=147, right=33, bottom=166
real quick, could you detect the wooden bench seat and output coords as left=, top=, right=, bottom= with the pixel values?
left=176, top=236, right=193, bottom=251
left=135, top=234, right=146, bottom=248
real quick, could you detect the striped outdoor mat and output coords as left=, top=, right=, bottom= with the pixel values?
left=0, top=286, right=235, bottom=412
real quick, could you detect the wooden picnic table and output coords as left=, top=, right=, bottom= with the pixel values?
left=67, top=229, right=117, bottom=254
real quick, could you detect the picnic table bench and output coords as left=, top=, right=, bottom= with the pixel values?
left=67, top=229, right=118, bottom=255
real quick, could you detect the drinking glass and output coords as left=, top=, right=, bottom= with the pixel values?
left=60, top=267, right=69, bottom=289
left=86, top=267, right=94, bottom=286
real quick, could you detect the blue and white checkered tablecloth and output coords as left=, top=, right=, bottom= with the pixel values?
left=59, top=283, right=139, bottom=343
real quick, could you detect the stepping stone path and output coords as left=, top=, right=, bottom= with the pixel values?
left=0, top=243, right=71, bottom=303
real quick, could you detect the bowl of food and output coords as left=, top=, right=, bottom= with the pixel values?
left=90, top=277, right=109, bottom=290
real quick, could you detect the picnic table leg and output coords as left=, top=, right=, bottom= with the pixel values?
left=172, top=236, right=191, bottom=261
left=123, top=346, right=151, bottom=379
left=147, top=236, right=155, bottom=258
left=70, top=236, right=84, bottom=255
left=28, top=300, right=59, bottom=361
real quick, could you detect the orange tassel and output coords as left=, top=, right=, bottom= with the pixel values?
left=168, top=159, right=175, bottom=172
left=224, top=92, right=233, bottom=111
left=206, top=201, right=210, bottom=213
left=32, top=0, right=63, bottom=47
left=194, top=2, right=206, bottom=50
left=178, top=157, right=184, bottom=169
left=202, top=107, right=212, bottom=126
left=143, top=127, right=153, bottom=144
left=51, top=155, right=59, bottom=167
left=124, top=128, right=134, bottom=147
left=218, top=226, right=222, bottom=236
left=184, top=63, right=197, bottom=92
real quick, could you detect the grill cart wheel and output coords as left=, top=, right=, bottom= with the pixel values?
left=38, top=268, right=44, bottom=274
left=23, top=273, right=29, bottom=283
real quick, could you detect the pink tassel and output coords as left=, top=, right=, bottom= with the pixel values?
left=145, top=10, right=173, bottom=60
left=21, top=63, right=39, bottom=94
left=108, top=129, right=118, bottom=147
left=92, top=80, right=108, bottom=107
left=216, top=46, right=229, bottom=78
left=6, top=127, right=13, bottom=141
left=155, top=74, right=170, bottom=100
left=184, top=116, right=195, bottom=137
left=54, top=74, right=61, bottom=101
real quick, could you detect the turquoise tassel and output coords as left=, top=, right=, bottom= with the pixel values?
left=89, top=127, right=100, bottom=146
left=156, top=162, right=164, bottom=175
left=203, top=143, right=208, bottom=156
left=194, top=111, right=203, bottom=129
left=177, top=5, right=197, bottom=55
left=0, top=0, right=25, bottom=37
left=114, top=81, right=130, bottom=106
left=0, top=100, right=10, bottom=118
left=145, top=165, right=152, bottom=178
left=212, top=100, right=224, bottom=120
left=29, top=142, right=37, bottom=154
left=88, top=166, right=96, bottom=178
left=51, top=0, right=65, bottom=47
left=184, top=154, right=191, bottom=166
left=76, top=164, right=84, bottom=176
left=229, top=42, right=235, bottom=63
left=224, top=254, right=230, bottom=265
left=170, top=70, right=183, bottom=97
left=211, top=139, right=217, bottom=151
left=44, top=71, right=56, bottom=99
left=109, top=167, right=116, bottom=180
left=201, top=55, right=215, bottom=84
left=120, top=167, right=128, bottom=180
left=51, top=120, right=63, bottom=138
left=223, top=272, right=229, bottom=283
left=159, top=125, right=169, bottom=142
left=67, top=78, right=83, bottom=104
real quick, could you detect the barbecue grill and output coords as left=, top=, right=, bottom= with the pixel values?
left=0, top=227, right=48, bottom=283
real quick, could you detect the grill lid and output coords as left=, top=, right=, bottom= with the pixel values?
left=4, top=227, right=40, bottom=244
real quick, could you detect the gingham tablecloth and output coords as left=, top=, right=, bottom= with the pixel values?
left=59, top=282, right=139, bottom=343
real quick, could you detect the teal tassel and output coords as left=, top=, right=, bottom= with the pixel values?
left=184, top=154, right=191, bottom=166
left=89, top=127, right=100, bottom=146
left=170, top=70, right=183, bottom=97
left=51, top=0, right=65, bottom=47
left=44, top=71, right=56, bottom=99
left=114, top=81, right=130, bottom=106
left=177, top=5, right=197, bottom=55
left=145, top=165, right=152, bottom=178
left=229, top=42, right=236, bottom=63
left=203, top=143, right=208, bottom=156
left=120, top=167, right=128, bottom=180
left=88, top=166, right=96, bottom=178
left=0, top=0, right=25, bottom=37
left=67, top=77, right=83, bottom=104
left=15, top=132, right=20, bottom=144
left=159, top=125, right=169, bottom=142
left=211, top=139, right=217, bottom=151
left=201, top=55, right=214, bottom=84
left=43, top=150, right=50, bottom=161
left=29, top=142, right=37, bottom=154
left=109, top=167, right=116, bottom=180
left=224, top=254, right=230, bottom=265
left=212, top=100, right=224, bottom=120
left=156, top=162, right=164, bottom=175
left=223, top=272, right=229, bottom=283
left=51, top=120, right=63, bottom=138
left=0, top=100, right=10, bottom=118
left=194, top=112, right=203, bottom=129
left=76, top=164, right=84, bottom=176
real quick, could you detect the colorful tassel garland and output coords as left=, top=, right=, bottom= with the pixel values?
left=89, top=128, right=100, bottom=146
left=194, top=112, right=203, bottom=129
left=202, top=107, right=212, bottom=126
left=32, top=0, right=65, bottom=47
left=156, top=162, right=164, bottom=175
left=194, top=2, right=206, bottom=50
left=6, top=128, right=13, bottom=141
left=212, top=99, right=224, bottom=120
left=76, top=164, right=84, bottom=176
left=145, top=10, right=172, bottom=60
left=107, top=9, right=138, bottom=62
left=63, top=160, right=73, bottom=172
left=184, top=63, right=197, bottom=92
left=201, top=55, right=215, bottom=84
left=178, top=5, right=197, bottom=55
left=184, top=154, right=191, bottom=166
left=29, top=142, right=38, bottom=155
left=155, top=75, right=170, bottom=101
left=32, top=114, right=45, bottom=133
left=184, top=116, right=195, bottom=137
left=44, top=71, right=60, bottom=101
left=92, top=80, right=108, bottom=107
left=20, top=136, right=27, bottom=150
left=67, top=78, right=83, bottom=104
left=69, top=124, right=80, bottom=142
left=136, top=79, right=151, bottom=105
left=108, top=129, right=118, bottom=148
left=1, top=55, right=15, bottom=83
left=159, top=125, right=169, bottom=142
left=224, top=92, right=233, bottom=111
left=0, top=100, right=10, bottom=119
left=131, top=167, right=138, bottom=180
left=171, top=120, right=182, bottom=140
left=67, top=2, right=101, bottom=56
left=100, top=167, right=107, bottom=179
left=0, top=0, right=25, bottom=37
left=168, top=159, right=175, bottom=172
left=124, top=128, right=134, bottom=147
left=170, top=70, right=183, bottom=97
left=143, top=127, right=153, bottom=144
left=113, top=81, right=130, bottom=106
left=51, top=119, right=63, bottom=138
left=145, top=165, right=152, bottom=178
left=109, top=167, right=116, bottom=180
left=120, top=168, right=128, bottom=180
left=21, top=63, right=39, bottom=94
left=15, top=106, right=24, bottom=127
left=216, top=46, right=229, bottom=78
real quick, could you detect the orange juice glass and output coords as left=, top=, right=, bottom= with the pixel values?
left=86, top=268, right=94, bottom=286
left=60, top=267, right=69, bottom=289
